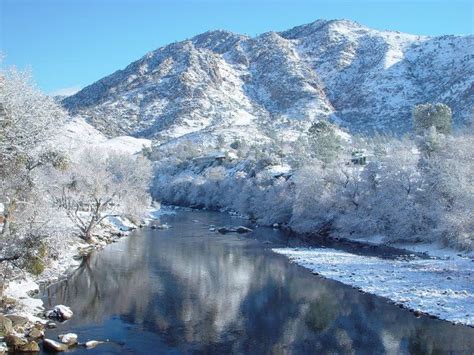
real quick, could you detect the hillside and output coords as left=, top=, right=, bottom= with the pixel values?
left=63, top=19, right=473, bottom=140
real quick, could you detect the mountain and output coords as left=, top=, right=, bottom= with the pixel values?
left=63, top=19, right=474, bottom=140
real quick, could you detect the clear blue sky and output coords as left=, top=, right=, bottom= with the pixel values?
left=1, top=0, right=472, bottom=94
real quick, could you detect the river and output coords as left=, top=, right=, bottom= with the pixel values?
left=41, top=210, right=474, bottom=354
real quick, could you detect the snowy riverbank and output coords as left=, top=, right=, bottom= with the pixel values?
left=273, top=245, right=474, bottom=326
left=0, top=206, right=167, bottom=353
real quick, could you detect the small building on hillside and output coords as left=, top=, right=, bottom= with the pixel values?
left=351, top=150, right=367, bottom=165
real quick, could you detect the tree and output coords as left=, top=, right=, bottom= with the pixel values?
left=307, top=121, right=343, bottom=164
left=0, top=67, right=67, bottom=237
left=413, top=103, right=452, bottom=135
left=58, top=149, right=152, bottom=242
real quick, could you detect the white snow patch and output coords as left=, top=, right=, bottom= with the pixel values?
left=102, top=215, right=137, bottom=232
left=4, top=277, right=44, bottom=322
left=273, top=247, right=474, bottom=326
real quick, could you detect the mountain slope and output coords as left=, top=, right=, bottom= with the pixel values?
left=63, top=19, right=474, bottom=139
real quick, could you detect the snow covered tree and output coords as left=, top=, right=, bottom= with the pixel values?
left=413, top=103, right=452, bottom=135
left=0, top=67, right=67, bottom=238
left=58, top=149, right=152, bottom=242
left=307, top=121, right=343, bottom=164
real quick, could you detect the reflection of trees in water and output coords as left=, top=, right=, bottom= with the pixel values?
left=45, top=212, right=474, bottom=354
left=305, top=295, right=339, bottom=332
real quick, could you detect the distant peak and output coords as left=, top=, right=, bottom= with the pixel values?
left=280, top=18, right=366, bottom=39
left=191, top=29, right=247, bottom=53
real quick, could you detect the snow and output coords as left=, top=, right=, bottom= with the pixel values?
left=55, top=117, right=151, bottom=158
left=4, top=277, right=44, bottom=322
left=102, top=215, right=137, bottom=232
left=96, top=136, right=151, bottom=155
left=273, top=247, right=474, bottom=326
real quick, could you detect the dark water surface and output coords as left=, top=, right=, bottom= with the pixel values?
left=41, top=210, right=474, bottom=354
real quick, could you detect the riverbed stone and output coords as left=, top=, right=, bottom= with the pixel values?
left=45, top=321, right=57, bottom=329
left=0, top=315, right=13, bottom=336
left=85, top=340, right=104, bottom=349
left=0, top=341, right=7, bottom=355
left=17, top=340, right=40, bottom=352
left=217, top=227, right=234, bottom=234
left=58, top=333, right=77, bottom=345
left=5, top=315, right=29, bottom=328
left=28, top=328, right=44, bottom=340
left=43, top=339, right=68, bottom=352
left=45, top=305, right=73, bottom=322
left=236, top=226, right=253, bottom=234
left=5, top=333, right=27, bottom=348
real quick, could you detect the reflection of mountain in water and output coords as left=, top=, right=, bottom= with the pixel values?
left=43, top=211, right=474, bottom=354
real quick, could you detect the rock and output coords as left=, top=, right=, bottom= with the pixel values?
left=0, top=314, right=13, bottom=336
left=45, top=321, right=57, bottom=329
left=85, top=340, right=104, bottom=349
left=217, top=226, right=253, bottom=234
left=58, top=333, right=78, bottom=345
left=28, top=328, right=44, bottom=340
left=45, top=305, right=73, bottom=322
left=0, top=342, right=7, bottom=354
left=236, top=226, right=253, bottom=234
left=43, top=339, right=68, bottom=352
left=5, top=315, right=29, bottom=328
left=5, top=333, right=27, bottom=347
left=17, top=340, right=40, bottom=352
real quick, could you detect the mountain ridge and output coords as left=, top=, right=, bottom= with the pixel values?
left=63, top=19, right=474, bottom=141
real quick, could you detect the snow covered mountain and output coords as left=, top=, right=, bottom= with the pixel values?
left=63, top=19, right=473, bottom=140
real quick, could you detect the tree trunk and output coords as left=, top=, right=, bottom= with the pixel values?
left=0, top=200, right=16, bottom=238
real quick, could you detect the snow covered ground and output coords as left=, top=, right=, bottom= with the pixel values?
left=273, top=247, right=474, bottom=326
left=55, top=117, right=151, bottom=158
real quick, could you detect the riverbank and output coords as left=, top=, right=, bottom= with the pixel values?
left=273, top=244, right=474, bottom=327
left=0, top=206, right=166, bottom=353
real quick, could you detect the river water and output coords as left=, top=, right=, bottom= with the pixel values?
left=41, top=210, right=474, bottom=354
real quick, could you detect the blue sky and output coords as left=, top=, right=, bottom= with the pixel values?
left=1, top=0, right=472, bottom=94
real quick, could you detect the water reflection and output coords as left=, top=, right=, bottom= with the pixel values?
left=43, top=211, right=474, bottom=354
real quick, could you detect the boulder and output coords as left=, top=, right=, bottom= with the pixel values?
left=45, top=321, right=57, bottom=329
left=217, top=227, right=234, bottom=234
left=43, top=339, right=68, bottom=352
left=5, top=315, right=29, bottom=328
left=28, top=328, right=44, bottom=340
left=236, top=226, right=253, bottom=234
left=0, top=342, right=7, bottom=355
left=58, top=333, right=78, bottom=345
left=45, top=305, right=73, bottom=322
left=0, top=314, right=13, bottom=336
left=217, top=226, right=253, bottom=234
left=17, top=340, right=40, bottom=352
left=85, top=340, right=104, bottom=349
left=5, top=333, right=27, bottom=348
